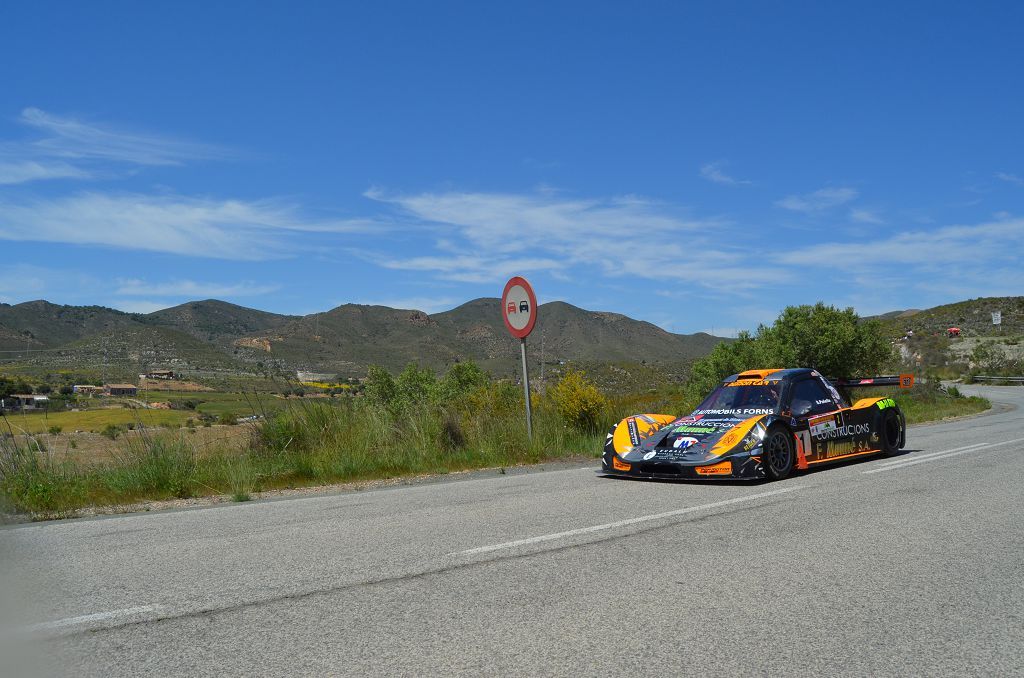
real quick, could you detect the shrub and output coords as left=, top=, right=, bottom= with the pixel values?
left=48, top=425, right=62, bottom=435
left=547, top=369, right=609, bottom=432
left=101, top=424, right=121, bottom=440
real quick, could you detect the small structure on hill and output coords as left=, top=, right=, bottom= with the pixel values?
left=142, top=369, right=176, bottom=380
left=73, top=385, right=103, bottom=396
left=947, top=327, right=961, bottom=337
left=1, top=394, right=49, bottom=411
left=105, top=384, right=138, bottom=397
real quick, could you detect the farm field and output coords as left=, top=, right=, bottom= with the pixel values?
left=2, top=408, right=194, bottom=434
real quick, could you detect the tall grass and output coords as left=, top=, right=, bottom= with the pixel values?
left=1, top=365, right=989, bottom=518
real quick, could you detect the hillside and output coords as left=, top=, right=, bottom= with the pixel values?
left=0, top=301, right=138, bottom=351
left=0, top=297, right=726, bottom=378
left=873, top=296, right=1024, bottom=337
left=144, top=300, right=294, bottom=348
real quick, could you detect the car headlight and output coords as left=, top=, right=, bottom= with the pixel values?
left=740, top=423, right=766, bottom=453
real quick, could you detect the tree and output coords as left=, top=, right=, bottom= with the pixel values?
left=687, top=302, right=894, bottom=397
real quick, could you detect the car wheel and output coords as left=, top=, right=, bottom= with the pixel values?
left=763, top=426, right=795, bottom=480
left=879, top=409, right=902, bottom=456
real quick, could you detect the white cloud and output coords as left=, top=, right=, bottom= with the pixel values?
left=364, top=188, right=765, bottom=288
left=0, top=192, right=380, bottom=260
left=0, top=107, right=232, bottom=185
left=114, top=278, right=280, bottom=297
left=778, top=217, right=1024, bottom=268
left=849, top=208, right=883, bottom=224
left=18, top=107, right=229, bottom=166
left=0, top=160, right=91, bottom=184
left=699, top=161, right=751, bottom=185
left=995, top=172, right=1024, bottom=187
left=776, top=187, right=858, bottom=213
left=774, top=217, right=1024, bottom=301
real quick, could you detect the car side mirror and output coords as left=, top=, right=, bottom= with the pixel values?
left=792, top=401, right=812, bottom=418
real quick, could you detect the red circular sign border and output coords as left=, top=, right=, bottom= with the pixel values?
left=501, top=276, right=538, bottom=339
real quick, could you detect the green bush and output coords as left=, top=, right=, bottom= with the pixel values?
left=101, top=424, right=121, bottom=440
left=687, top=302, right=895, bottom=398
left=48, top=425, right=62, bottom=435
left=547, top=369, right=609, bottom=432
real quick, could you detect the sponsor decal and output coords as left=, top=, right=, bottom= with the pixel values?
left=695, top=408, right=772, bottom=416
left=673, top=436, right=699, bottom=449
left=876, top=398, right=896, bottom=410
left=814, top=398, right=833, bottom=407
left=643, top=450, right=657, bottom=460
left=674, top=414, right=704, bottom=424
left=613, top=457, right=631, bottom=471
left=821, top=439, right=874, bottom=458
left=727, top=379, right=769, bottom=387
left=626, top=417, right=641, bottom=445
left=813, top=423, right=871, bottom=440
left=809, top=414, right=838, bottom=438
left=672, top=425, right=718, bottom=434
left=696, top=461, right=733, bottom=475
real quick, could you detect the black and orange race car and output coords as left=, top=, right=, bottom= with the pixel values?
left=601, top=368, right=910, bottom=481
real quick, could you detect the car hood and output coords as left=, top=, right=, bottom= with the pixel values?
left=622, top=413, right=765, bottom=462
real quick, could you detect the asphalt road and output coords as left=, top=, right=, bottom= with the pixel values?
left=2, top=385, right=1023, bottom=677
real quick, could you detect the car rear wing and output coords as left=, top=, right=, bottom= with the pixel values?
left=831, top=374, right=915, bottom=389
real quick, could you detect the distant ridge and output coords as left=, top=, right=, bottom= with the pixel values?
left=0, top=297, right=724, bottom=377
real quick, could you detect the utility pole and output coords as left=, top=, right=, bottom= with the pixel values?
left=540, top=328, right=545, bottom=388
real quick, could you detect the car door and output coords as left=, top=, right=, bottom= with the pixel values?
left=786, top=377, right=842, bottom=462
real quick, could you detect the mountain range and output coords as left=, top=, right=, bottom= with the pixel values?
left=0, top=298, right=723, bottom=378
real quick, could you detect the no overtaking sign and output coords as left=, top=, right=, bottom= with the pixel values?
left=502, top=276, right=538, bottom=438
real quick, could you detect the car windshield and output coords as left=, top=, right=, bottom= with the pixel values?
left=693, top=382, right=780, bottom=416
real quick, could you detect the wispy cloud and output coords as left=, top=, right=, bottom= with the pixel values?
left=774, top=216, right=1024, bottom=300
left=0, top=160, right=91, bottom=185
left=0, top=107, right=231, bottom=185
left=849, top=208, right=883, bottom=224
left=363, top=188, right=772, bottom=289
left=18, top=107, right=230, bottom=166
left=995, top=172, right=1024, bottom=187
left=0, top=192, right=379, bottom=259
left=776, top=186, right=858, bottom=213
left=699, top=160, right=751, bottom=185
left=115, top=278, right=280, bottom=297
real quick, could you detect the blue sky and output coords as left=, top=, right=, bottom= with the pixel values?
left=1, top=1, right=1022, bottom=335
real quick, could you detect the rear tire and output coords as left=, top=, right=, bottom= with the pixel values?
left=763, top=426, right=795, bottom=481
left=880, top=409, right=902, bottom=456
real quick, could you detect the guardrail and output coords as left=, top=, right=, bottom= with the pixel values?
left=971, top=375, right=1024, bottom=383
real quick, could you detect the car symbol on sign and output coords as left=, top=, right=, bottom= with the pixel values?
left=507, top=302, right=516, bottom=315
left=519, top=301, right=529, bottom=313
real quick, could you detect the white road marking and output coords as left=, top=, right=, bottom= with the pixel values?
left=863, top=436, right=1024, bottom=475
left=19, top=605, right=162, bottom=634
left=458, top=486, right=803, bottom=556
left=870, top=442, right=990, bottom=469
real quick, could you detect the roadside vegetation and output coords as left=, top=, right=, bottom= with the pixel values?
left=0, top=302, right=992, bottom=519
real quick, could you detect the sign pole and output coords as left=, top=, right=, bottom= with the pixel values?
left=520, top=337, right=533, bottom=439
left=501, top=275, right=539, bottom=442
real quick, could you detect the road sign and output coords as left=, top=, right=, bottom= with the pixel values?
left=502, top=276, right=538, bottom=439
left=993, top=311, right=1001, bottom=325
left=899, top=373, right=915, bottom=389
left=502, top=276, right=538, bottom=339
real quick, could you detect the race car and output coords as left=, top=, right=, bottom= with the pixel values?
left=601, top=368, right=908, bottom=481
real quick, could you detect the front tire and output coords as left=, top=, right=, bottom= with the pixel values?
left=763, top=426, right=795, bottom=481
